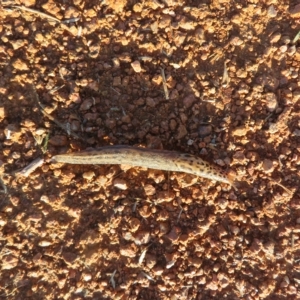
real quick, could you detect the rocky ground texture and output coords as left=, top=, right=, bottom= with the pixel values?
left=0, top=0, right=300, bottom=299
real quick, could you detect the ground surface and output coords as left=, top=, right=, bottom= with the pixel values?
left=0, top=0, right=300, bottom=299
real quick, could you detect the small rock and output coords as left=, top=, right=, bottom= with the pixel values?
left=183, top=94, right=196, bottom=108
left=262, top=159, right=274, bottom=173
left=2, top=255, right=18, bottom=270
left=159, top=221, right=170, bottom=235
left=129, top=218, right=141, bottom=232
left=21, top=119, right=36, bottom=128
left=64, top=6, right=80, bottom=18
left=293, top=90, right=300, bottom=102
left=153, top=265, right=164, bottom=276
left=177, top=124, right=187, bottom=139
left=0, top=107, right=5, bottom=119
left=139, top=205, right=151, bottom=218
left=269, top=32, right=281, bottom=44
left=96, top=175, right=108, bottom=187
left=58, top=278, right=66, bottom=289
left=179, top=174, right=198, bottom=188
left=10, top=196, right=20, bottom=206
left=179, top=17, right=195, bottom=30
left=113, top=178, right=127, bottom=190
left=134, top=231, right=151, bottom=245
left=112, top=57, right=120, bottom=68
left=265, top=93, right=278, bottom=112
left=20, top=0, right=36, bottom=5
left=131, top=60, right=142, bottom=73
left=12, top=58, right=29, bottom=71
left=49, top=135, right=68, bottom=146
left=113, top=76, right=121, bottom=86
left=173, top=31, right=186, bottom=47
left=267, top=5, right=277, bottom=17
left=217, top=198, right=228, bottom=209
left=166, top=260, right=176, bottom=269
left=4, top=124, right=21, bottom=140
left=233, top=151, right=246, bottom=163
left=120, top=243, right=137, bottom=257
left=82, top=171, right=95, bottom=180
left=188, top=257, right=202, bottom=268
left=80, top=99, right=93, bottom=110
left=169, top=119, right=177, bottom=131
left=280, top=45, right=288, bottom=53
left=105, top=119, right=116, bottom=129
left=206, top=278, right=219, bottom=291
left=232, top=126, right=247, bottom=136
left=0, top=213, right=7, bottom=226
left=165, top=226, right=181, bottom=242
left=146, top=254, right=157, bottom=269
left=83, top=273, right=92, bottom=282
left=292, top=129, right=300, bottom=136
left=159, top=15, right=172, bottom=28
left=288, top=45, right=296, bottom=56
left=230, top=225, right=240, bottom=235
left=230, top=36, right=243, bottom=46
left=198, top=125, right=212, bottom=137
left=123, top=232, right=133, bottom=241
left=290, top=4, right=300, bottom=18
left=69, top=92, right=81, bottom=103
left=62, top=251, right=77, bottom=264
left=136, top=98, right=145, bottom=106
left=144, top=184, right=156, bottom=196
left=146, top=97, right=156, bottom=107
left=10, top=39, right=26, bottom=50
left=38, top=240, right=52, bottom=247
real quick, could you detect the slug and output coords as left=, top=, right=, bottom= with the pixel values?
left=51, top=145, right=234, bottom=186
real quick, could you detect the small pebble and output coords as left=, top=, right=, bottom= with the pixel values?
left=265, top=93, right=278, bottom=112
left=82, top=171, right=95, bottom=180
left=113, top=178, right=128, bottom=190
left=267, top=5, right=277, bottom=17
left=269, top=33, right=281, bottom=43
left=80, top=99, right=93, bottom=110
left=131, top=60, right=142, bottom=73
left=120, top=243, right=137, bottom=257
left=2, top=255, right=18, bottom=270
left=144, top=184, right=156, bottom=196
left=48, top=135, right=68, bottom=146
left=198, top=125, right=212, bottom=137
left=38, top=240, right=52, bottom=247
left=290, top=4, right=300, bottom=18
left=262, top=159, right=274, bottom=173
left=0, top=107, right=5, bottom=119
left=280, top=45, right=288, bottom=53
left=83, top=273, right=92, bottom=282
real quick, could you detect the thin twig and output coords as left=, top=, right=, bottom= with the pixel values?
left=292, top=30, right=300, bottom=44
left=5, top=5, right=75, bottom=34
left=160, top=68, right=169, bottom=100
left=221, top=61, right=230, bottom=87
left=10, top=5, right=61, bottom=23
left=0, top=175, right=7, bottom=194
left=272, top=180, right=293, bottom=195
left=177, top=205, right=183, bottom=223
left=138, top=247, right=148, bottom=265
left=14, top=158, right=44, bottom=178
left=109, top=270, right=117, bottom=289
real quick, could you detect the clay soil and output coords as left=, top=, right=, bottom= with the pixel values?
left=0, top=0, right=300, bottom=299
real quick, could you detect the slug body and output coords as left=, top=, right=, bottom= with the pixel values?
left=51, top=145, right=233, bottom=186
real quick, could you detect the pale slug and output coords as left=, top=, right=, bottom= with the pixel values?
left=51, top=145, right=234, bottom=186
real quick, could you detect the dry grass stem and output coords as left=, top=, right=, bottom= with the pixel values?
left=15, top=157, right=44, bottom=178
left=160, top=68, right=169, bottom=100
